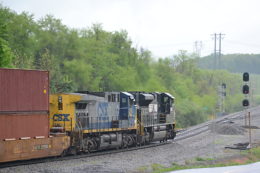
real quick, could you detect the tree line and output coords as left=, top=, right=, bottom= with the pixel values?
left=198, top=53, right=260, bottom=74
left=0, top=5, right=246, bottom=127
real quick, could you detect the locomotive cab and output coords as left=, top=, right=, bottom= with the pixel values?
left=158, top=92, right=175, bottom=124
left=119, top=92, right=135, bottom=120
left=160, top=92, right=174, bottom=114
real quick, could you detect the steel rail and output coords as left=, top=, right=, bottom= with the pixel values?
left=0, top=140, right=171, bottom=168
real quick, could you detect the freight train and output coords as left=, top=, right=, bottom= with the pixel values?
left=0, top=68, right=176, bottom=163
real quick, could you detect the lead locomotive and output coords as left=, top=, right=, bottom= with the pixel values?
left=50, top=91, right=176, bottom=154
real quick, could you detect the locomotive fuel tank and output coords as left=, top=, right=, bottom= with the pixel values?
left=99, top=133, right=122, bottom=150
left=152, top=131, right=167, bottom=141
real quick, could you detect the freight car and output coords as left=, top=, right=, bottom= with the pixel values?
left=49, top=91, right=176, bottom=154
left=0, top=68, right=70, bottom=163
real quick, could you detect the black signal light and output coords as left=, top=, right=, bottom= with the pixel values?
left=243, top=72, right=249, bottom=82
left=242, top=84, right=249, bottom=94
left=242, top=99, right=249, bottom=107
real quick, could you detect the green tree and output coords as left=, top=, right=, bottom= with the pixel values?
left=36, top=49, right=73, bottom=93
left=0, top=6, right=13, bottom=67
left=0, top=38, right=13, bottom=67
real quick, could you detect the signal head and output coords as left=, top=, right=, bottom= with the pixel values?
left=242, top=99, right=249, bottom=107
left=242, top=84, right=249, bottom=94
left=243, top=72, right=249, bottom=82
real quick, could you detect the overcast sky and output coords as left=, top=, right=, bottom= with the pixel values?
left=1, top=0, right=260, bottom=58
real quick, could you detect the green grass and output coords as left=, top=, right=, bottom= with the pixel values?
left=137, top=165, right=149, bottom=172
left=152, top=146, right=260, bottom=173
left=151, top=163, right=165, bottom=171
left=195, top=157, right=214, bottom=161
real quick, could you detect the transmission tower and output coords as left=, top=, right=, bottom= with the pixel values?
left=194, top=41, right=203, bottom=57
left=212, top=33, right=225, bottom=69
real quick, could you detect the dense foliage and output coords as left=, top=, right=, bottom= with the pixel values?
left=198, top=54, right=260, bottom=74
left=0, top=5, right=247, bottom=127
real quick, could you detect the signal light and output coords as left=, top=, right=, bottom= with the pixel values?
left=242, top=85, right=249, bottom=94
left=242, top=99, right=249, bottom=107
left=243, top=72, right=249, bottom=82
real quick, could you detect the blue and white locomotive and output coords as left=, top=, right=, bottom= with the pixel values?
left=50, top=91, right=176, bottom=153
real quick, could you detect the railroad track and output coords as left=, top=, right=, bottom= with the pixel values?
left=2, top=106, right=260, bottom=169
left=0, top=140, right=171, bottom=169
left=175, top=106, right=260, bottom=141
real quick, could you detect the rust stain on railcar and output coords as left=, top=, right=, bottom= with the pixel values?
left=0, top=68, right=49, bottom=112
left=0, top=136, right=70, bottom=163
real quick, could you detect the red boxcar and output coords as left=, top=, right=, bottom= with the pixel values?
left=0, top=68, right=49, bottom=140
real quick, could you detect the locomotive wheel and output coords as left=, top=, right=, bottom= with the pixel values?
left=83, top=138, right=97, bottom=152
left=60, top=149, right=68, bottom=157
left=67, top=146, right=77, bottom=155
left=127, top=135, right=134, bottom=146
left=122, top=135, right=128, bottom=148
left=122, top=135, right=135, bottom=148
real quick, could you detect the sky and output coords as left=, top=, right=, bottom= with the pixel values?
left=1, top=0, right=260, bottom=58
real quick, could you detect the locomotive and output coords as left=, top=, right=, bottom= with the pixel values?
left=0, top=68, right=176, bottom=163
left=50, top=91, right=176, bottom=154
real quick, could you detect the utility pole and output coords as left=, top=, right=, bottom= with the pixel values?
left=218, top=33, right=224, bottom=69
left=212, top=33, right=225, bottom=69
left=213, top=33, right=217, bottom=70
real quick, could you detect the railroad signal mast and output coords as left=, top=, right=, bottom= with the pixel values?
left=242, top=72, right=251, bottom=149
left=217, top=83, right=226, bottom=116
left=242, top=72, right=250, bottom=107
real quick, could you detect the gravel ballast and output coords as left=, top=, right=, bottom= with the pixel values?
left=1, top=107, right=260, bottom=173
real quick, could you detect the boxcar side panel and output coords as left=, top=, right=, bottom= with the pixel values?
left=0, top=114, right=49, bottom=140
left=0, top=68, right=49, bottom=112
